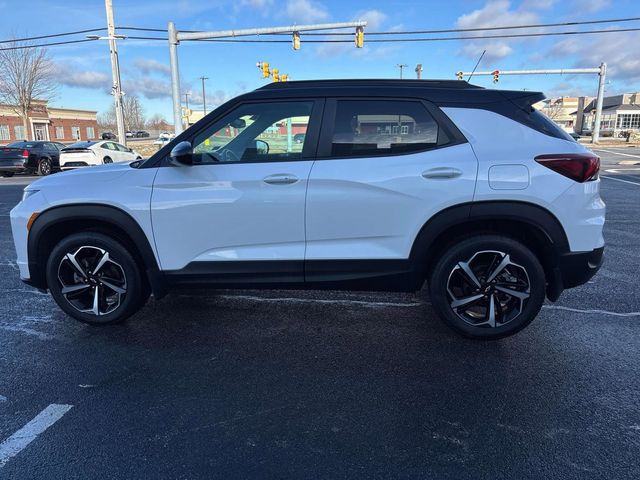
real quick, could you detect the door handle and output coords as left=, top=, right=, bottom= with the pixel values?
left=263, top=174, right=299, bottom=185
left=422, top=167, right=463, bottom=179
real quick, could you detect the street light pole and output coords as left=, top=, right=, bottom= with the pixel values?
left=104, top=0, right=126, bottom=146
left=200, top=76, right=208, bottom=115
left=397, top=64, right=408, bottom=79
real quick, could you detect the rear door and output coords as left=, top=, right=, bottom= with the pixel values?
left=305, top=97, right=477, bottom=267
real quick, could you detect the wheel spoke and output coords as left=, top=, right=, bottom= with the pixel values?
left=61, top=284, right=90, bottom=295
left=65, top=253, right=87, bottom=278
left=486, top=254, right=511, bottom=283
left=487, top=294, right=496, bottom=328
left=101, top=279, right=126, bottom=294
left=457, top=261, right=482, bottom=288
left=92, top=251, right=110, bottom=274
left=495, top=285, right=530, bottom=301
left=451, top=293, right=484, bottom=309
left=91, top=286, right=100, bottom=316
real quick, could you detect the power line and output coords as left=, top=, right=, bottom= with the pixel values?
left=2, top=25, right=640, bottom=51
left=0, top=38, right=96, bottom=51
left=0, top=28, right=105, bottom=44
left=116, top=16, right=640, bottom=36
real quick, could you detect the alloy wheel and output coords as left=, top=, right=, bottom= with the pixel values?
left=57, top=246, right=127, bottom=316
left=446, top=250, right=530, bottom=328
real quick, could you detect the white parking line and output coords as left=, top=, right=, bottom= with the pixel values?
left=543, top=305, right=640, bottom=317
left=593, top=148, right=640, bottom=159
left=0, top=404, right=73, bottom=468
left=600, top=175, right=640, bottom=186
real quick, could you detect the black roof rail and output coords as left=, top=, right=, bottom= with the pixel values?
left=257, top=79, right=483, bottom=90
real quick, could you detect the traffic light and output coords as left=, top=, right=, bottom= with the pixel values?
left=257, top=62, right=270, bottom=78
left=292, top=31, right=300, bottom=50
left=355, top=26, right=364, bottom=48
left=272, top=68, right=280, bottom=82
left=456, top=71, right=464, bottom=80
left=280, top=74, right=288, bottom=82
left=492, top=69, right=499, bottom=83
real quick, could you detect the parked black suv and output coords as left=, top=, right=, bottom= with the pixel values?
left=101, top=132, right=117, bottom=140
left=0, top=141, right=65, bottom=176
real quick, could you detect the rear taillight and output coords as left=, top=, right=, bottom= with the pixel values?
left=535, top=153, right=600, bottom=183
left=22, top=149, right=29, bottom=158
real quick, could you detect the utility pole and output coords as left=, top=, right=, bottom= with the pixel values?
left=397, top=64, right=408, bottom=79
left=104, top=0, right=126, bottom=146
left=168, top=21, right=367, bottom=135
left=200, top=76, right=208, bottom=115
left=184, top=92, right=190, bottom=110
left=415, top=64, right=423, bottom=80
left=592, top=62, right=607, bottom=143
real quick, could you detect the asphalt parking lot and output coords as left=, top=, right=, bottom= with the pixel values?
left=0, top=147, right=639, bottom=479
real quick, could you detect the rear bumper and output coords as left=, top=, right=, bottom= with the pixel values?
left=558, top=246, right=604, bottom=288
left=0, top=161, right=26, bottom=172
left=547, top=246, right=604, bottom=301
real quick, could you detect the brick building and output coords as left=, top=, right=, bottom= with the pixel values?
left=0, top=100, right=98, bottom=144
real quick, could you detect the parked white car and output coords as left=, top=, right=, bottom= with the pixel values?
left=59, top=141, right=142, bottom=170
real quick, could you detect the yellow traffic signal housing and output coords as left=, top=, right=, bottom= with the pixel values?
left=292, top=31, right=300, bottom=50
left=281, top=74, right=288, bottom=82
left=272, top=68, right=280, bottom=82
left=355, top=26, right=364, bottom=48
left=261, top=62, right=270, bottom=78
left=492, top=69, right=500, bottom=83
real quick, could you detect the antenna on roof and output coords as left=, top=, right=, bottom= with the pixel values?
left=467, top=50, right=486, bottom=82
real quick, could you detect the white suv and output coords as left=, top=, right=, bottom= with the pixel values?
left=10, top=80, right=605, bottom=339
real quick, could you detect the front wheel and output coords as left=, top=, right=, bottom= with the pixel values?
left=429, top=235, right=546, bottom=339
left=46, top=232, right=147, bottom=325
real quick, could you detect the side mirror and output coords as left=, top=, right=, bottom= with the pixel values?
left=169, top=141, right=193, bottom=166
left=255, top=139, right=269, bottom=155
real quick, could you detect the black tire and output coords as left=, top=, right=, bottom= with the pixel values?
left=37, top=157, right=52, bottom=176
left=46, top=232, right=146, bottom=325
left=429, top=235, right=545, bottom=340
left=103, top=156, right=112, bottom=164
left=1, top=172, right=14, bottom=177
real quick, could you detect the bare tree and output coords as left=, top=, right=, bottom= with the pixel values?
left=123, top=95, right=145, bottom=131
left=0, top=39, right=56, bottom=140
left=99, top=94, right=146, bottom=133
left=146, top=113, right=171, bottom=132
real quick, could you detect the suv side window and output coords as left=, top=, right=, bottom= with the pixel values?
left=327, top=99, right=446, bottom=158
left=191, top=101, right=314, bottom=165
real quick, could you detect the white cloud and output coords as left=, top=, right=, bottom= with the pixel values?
left=133, top=58, right=171, bottom=77
left=52, top=65, right=110, bottom=89
left=521, top=0, right=557, bottom=9
left=578, top=0, right=611, bottom=14
left=124, top=77, right=172, bottom=99
left=286, top=0, right=329, bottom=23
left=548, top=30, right=640, bottom=84
left=455, top=0, right=540, bottom=63
left=354, top=10, right=387, bottom=30
left=240, top=0, right=273, bottom=7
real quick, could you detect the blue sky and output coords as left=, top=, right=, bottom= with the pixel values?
left=2, top=0, right=639, bottom=121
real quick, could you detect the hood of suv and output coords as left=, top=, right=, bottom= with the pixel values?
left=27, top=162, right=133, bottom=191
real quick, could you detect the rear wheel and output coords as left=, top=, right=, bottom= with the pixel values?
left=103, top=156, right=113, bottom=164
left=37, top=157, right=52, bottom=176
left=46, top=232, right=146, bottom=325
left=429, top=235, right=545, bottom=339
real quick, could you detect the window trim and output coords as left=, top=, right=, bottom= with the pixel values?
left=316, top=97, right=467, bottom=160
left=159, top=97, right=325, bottom=167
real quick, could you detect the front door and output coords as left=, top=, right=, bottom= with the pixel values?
left=151, top=99, right=322, bottom=283
left=33, top=123, right=48, bottom=141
